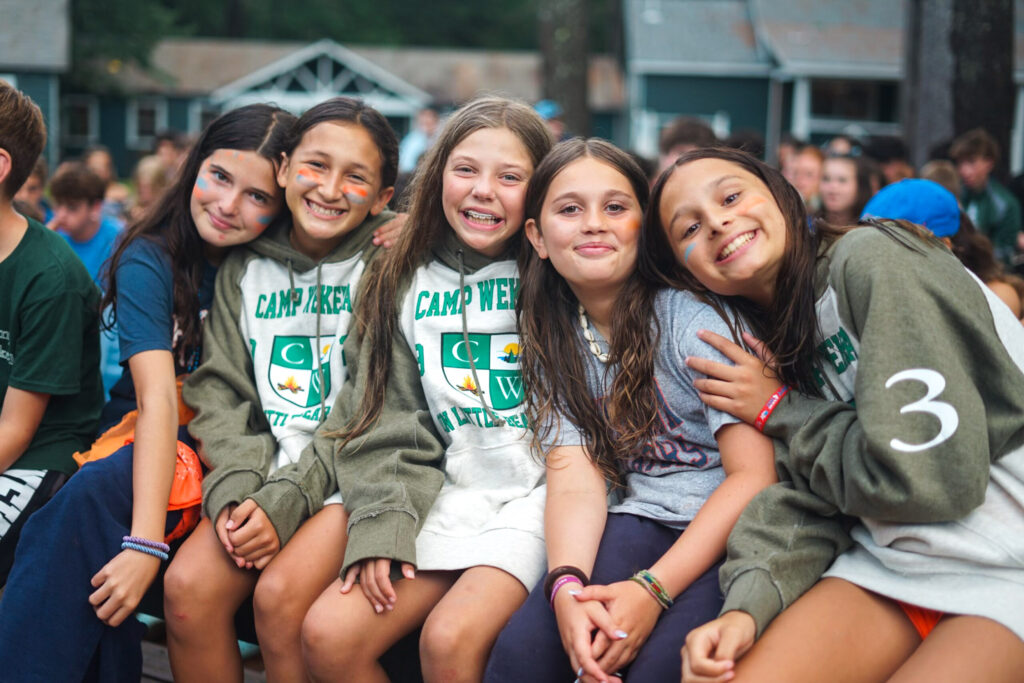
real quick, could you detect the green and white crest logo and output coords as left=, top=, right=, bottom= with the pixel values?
left=441, top=332, right=523, bottom=410
left=268, top=336, right=333, bottom=408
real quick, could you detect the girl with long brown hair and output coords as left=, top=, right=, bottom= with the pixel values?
left=300, top=96, right=553, bottom=682
left=645, top=147, right=1024, bottom=683
left=484, top=138, right=776, bottom=683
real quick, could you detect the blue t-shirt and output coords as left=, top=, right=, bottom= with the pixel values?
left=102, top=237, right=217, bottom=426
left=60, top=215, right=122, bottom=283
left=542, top=288, right=740, bottom=528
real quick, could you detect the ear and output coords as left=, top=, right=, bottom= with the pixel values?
left=276, top=152, right=290, bottom=189
left=524, top=217, right=548, bottom=259
left=0, top=148, right=12, bottom=191
left=89, top=200, right=103, bottom=222
left=370, top=185, right=395, bottom=216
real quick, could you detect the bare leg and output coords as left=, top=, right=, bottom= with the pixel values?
left=253, top=504, right=348, bottom=683
left=164, top=517, right=258, bottom=683
left=732, top=578, right=921, bottom=683
left=889, top=614, right=1024, bottom=683
left=302, top=571, right=457, bottom=683
left=419, top=566, right=528, bottom=683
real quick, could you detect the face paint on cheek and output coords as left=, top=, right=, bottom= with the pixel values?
left=341, top=185, right=369, bottom=205
left=192, top=174, right=208, bottom=198
left=295, top=170, right=321, bottom=187
left=733, top=195, right=768, bottom=216
left=256, top=213, right=273, bottom=226
left=683, top=243, right=696, bottom=263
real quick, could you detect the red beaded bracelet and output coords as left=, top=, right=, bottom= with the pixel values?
left=754, top=385, right=789, bottom=432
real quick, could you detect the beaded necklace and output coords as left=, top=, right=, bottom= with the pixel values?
left=577, top=304, right=609, bottom=363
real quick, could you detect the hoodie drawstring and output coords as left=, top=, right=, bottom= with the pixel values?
left=457, top=248, right=505, bottom=427
left=314, top=262, right=326, bottom=423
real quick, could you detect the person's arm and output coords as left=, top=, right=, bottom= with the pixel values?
left=89, top=349, right=177, bottom=626
left=544, top=445, right=626, bottom=683
left=0, top=387, right=48, bottom=474
left=183, top=253, right=276, bottom=524
left=574, top=423, right=776, bottom=675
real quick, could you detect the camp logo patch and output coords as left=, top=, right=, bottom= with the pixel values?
left=441, top=333, right=523, bottom=410
left=268, top=335, right=333, bottom=408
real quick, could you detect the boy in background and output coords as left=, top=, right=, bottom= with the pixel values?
left=0, top=82, right=102, bottom=584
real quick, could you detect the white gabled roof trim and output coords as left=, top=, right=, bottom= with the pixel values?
left=210, top=39, right=430, bottom=107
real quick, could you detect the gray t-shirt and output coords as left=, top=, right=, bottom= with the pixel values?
left=541, top=288, right=739, bottom=528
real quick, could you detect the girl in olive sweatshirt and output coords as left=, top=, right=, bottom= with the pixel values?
left=647, top=147, right=1024, bottom=683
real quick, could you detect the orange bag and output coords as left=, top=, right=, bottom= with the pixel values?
left=73, top=378, right=202, bottom=542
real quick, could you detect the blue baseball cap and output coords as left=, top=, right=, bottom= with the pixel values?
left=860, top=178, right=960, bottom=238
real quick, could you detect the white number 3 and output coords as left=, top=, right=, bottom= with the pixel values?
left=884, top=369, right=959, bottom=453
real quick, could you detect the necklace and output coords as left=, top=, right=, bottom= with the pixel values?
left=578, top=304, right=609, bottom=363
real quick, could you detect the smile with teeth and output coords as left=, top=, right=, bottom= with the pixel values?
left=463, top=209, right=501, bottom=225
left=305, top=198, right=347, bottom=218
left=718, top=231, right=756, bottom=261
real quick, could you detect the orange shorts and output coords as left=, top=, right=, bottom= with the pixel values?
left=897, top=601, right=944, bottom=639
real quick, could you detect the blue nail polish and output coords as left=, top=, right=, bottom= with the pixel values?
left=577, top=667, right=584, bottom=676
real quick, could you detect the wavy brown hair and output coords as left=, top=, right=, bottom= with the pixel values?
left=644, top=147, right=941, bottom=396
left=339, top=97, right=552, bottom=442
left=518, top=138, right=655, bottom=484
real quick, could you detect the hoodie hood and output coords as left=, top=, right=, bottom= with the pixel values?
left=432, top=229, right=517, bottom=274
left=246, top=210, right=394, bottom=272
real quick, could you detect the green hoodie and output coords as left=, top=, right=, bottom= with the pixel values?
left=183, top=210, right=392, bottom=546
left=720, top=224, right=1024, bottom=638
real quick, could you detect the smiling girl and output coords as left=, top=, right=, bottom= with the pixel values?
left=484, top=139, right=776, bottom=683
left=645, top=147, right=1024, bottom=683
left=0, top=104, right=293, bottom=682
left=162, top=97, right=397, bottom=683
left=298, top=96, right=552, bottom=683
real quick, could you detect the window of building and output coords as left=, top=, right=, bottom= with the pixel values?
left=127, top=97, right=168, bottom=150
left=62, top=95, right=99, bottom=146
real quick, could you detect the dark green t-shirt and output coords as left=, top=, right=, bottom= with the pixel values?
left=0, top=217, right=103, bottom=474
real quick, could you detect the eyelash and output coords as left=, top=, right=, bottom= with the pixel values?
left=211, top=170, right=229, bottom=183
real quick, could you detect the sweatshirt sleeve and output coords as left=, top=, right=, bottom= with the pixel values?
left=334, top=313, right=446, bottom=577
left=764, top=229, right=993, bottom=524
left=719, top=449, right=854, bottom=637
left=183, top=251, right=276, bottom=521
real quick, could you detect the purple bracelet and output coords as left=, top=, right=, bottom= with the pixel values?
left=122, top=535, right=170, bottom=554
left=549, top=575, right=583, bottom=610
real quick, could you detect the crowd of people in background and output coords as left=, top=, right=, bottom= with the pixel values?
left=1, top=77, right=1023, bottom=683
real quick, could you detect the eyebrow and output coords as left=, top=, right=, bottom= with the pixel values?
left=550, top=188, right=634, bottom=204
left=448, top=156, right=529, bottom=174
left=300, top=149, right=372, bottom=172
left=668, top=174, right=741, bottom=229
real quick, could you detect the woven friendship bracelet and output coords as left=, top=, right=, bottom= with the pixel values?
left=121, top=541, right=170, bottom=562
left=543, top=565, right=590, bottom=603
left=754, top=385, right=789, bottom=432
left=122, top=535, right=170, bottom=554
left=549, top=575, right=584, bottom=610
left=630, top=569, right=673, bottom=609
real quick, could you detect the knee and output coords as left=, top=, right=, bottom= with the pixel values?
left=253, top=569, right=300, bottom=644
left=420, top=612, right=473, bottom=671
left=301, top=599, right=353, bottom=677
left=163, top=556, right=217, bottom=626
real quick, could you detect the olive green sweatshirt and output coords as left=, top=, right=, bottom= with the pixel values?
left=720, top=224, right=1024, bottom=638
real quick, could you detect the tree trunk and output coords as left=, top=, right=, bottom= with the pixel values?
left=951, top=0, right=1015, bottom=179
left=902, top=0, right=955, bottom=168
left=538, top=0, right=591, bottom=137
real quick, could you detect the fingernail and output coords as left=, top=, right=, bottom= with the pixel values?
left=577, top=667, right=584, bottom=676
left=225, top=520, right=234, bottom=529
left=568, top=589, right=582, bottom=596
left=374, top=604, right=383, bottom=614
left=615, top=629, right=628, bottom=639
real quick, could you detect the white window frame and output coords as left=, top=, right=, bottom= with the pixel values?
left=62, top=94, right=100, bottom=147
left=126, top=96, right=168, bottom=150
left=0, top=74, right=17, bottom=88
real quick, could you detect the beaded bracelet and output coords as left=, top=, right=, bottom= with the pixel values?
left=753, top=386, right=789, bottom=432
left=630, top=569, right=673, bottom=610
left=549, top=575, right=584, bottom=610
left=543, top=565, right=590, bottom=603
left=122, top=535, right=170, bottom=554
left=121, top=541, right=169, bottom=562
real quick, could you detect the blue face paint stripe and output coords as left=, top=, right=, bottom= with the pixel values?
left=684, top=243, right=696, bottom=263
left=257, top=214, right=273, bottom=225
left=196, top=176, right=208, bottom=190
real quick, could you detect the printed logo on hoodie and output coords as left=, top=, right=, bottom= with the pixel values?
left=268, top=335, right=333, bottom=408
left=440, top=332, right=524, bottom=411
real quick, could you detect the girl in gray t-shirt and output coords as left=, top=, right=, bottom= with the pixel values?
left=485, top=139, right=776, bottom=683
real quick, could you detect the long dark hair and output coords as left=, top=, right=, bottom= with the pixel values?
left=340, top=97, right=552, bottom=442
left=102, top=104, right=295, bottom=357
left=643, top=147, right=847, bottom=396
left=518, top=138, right=654, bottom=484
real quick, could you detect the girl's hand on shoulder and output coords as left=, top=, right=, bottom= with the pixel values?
left=340, top=557, right=415, bottom=614
left=687, top=330, right=781, bottom=425
left=681, top=611, right=756, bottom=683
left=88, top=548, right=162, bottom=627
left=224, top=499, right=280, bottom=569
left=373, top=213, right=407, bottom=248
left=573, top=580, right=661, bottom=675
left=553, top=586, right=625, bottom=683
